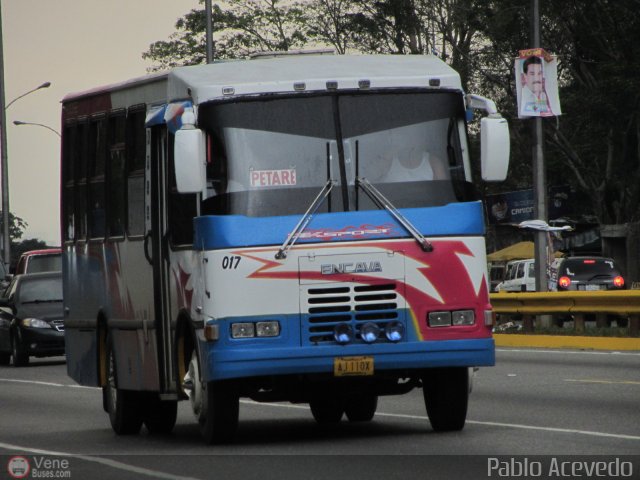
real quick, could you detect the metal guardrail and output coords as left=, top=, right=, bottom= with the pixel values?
left=489, top=290, right=640, bottom=336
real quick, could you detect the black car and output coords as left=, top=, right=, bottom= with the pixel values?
left=0, top=272, right=64, bottom=366
left=553, top=256, right=625, bottom=291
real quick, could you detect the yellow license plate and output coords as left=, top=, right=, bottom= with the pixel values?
left=334, top=356, right=374, bottom=377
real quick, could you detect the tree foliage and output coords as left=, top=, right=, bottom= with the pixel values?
left=0, top=212, right=27, bottom=244
left=143, top=0, right=640, bottom=225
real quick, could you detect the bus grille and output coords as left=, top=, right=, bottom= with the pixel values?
left=303, top=283, right=404, bottom=344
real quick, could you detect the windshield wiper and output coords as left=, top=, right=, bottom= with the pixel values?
left=275, top=179, right=336, bottom=259
left=356, top=177, right=433, bottom=252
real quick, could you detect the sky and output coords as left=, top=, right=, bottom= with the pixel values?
left=2, top=0, right=200, bottom=245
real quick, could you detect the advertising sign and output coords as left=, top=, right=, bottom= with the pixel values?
left=515, top=48, right=562, bottom=118
left=486, top=186, right=571, bottom=225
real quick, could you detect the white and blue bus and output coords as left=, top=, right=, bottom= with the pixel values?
left=61, top=53, right=509, bottom=444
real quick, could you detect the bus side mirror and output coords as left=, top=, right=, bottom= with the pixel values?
left=480, top=116, right=510, bottom=182
left=174, top=128, right=207, bottom=194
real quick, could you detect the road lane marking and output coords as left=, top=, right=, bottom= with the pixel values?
left=564, top=378, right=640, bottom=386
left=0, top=442, right=201, bottom=480
left=0, top=378, right=98, bottom=389
left=4, top=379, right=640, bottom=442
left=239, top=400, right=640, bottom=441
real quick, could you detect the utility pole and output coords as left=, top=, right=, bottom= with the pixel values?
left=531, top=0, right=551, bottom=326
left=0, top=1, right=10, bottom=271
left=206, top=0, right=214, bottom=64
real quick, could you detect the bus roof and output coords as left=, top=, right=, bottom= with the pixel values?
left=62, top=54, right=463, bottom=115
left=168, top=54, right=462, bottom=105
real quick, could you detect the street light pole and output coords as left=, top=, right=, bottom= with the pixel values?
left=13, top=120, right=61, bottom=138
left=0, top=3, right=52, bottom=270
left=0, top=0, right=10, bottom=270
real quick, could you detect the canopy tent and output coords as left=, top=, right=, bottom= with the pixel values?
left=487, top=241, right=563, bottom=262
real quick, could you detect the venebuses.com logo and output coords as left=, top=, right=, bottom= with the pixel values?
left=6, top=455, right=72, bottom=478
left=7, top=456, right=30, bottom=479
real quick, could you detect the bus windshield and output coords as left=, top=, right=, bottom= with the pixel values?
left=200, top=91, right=476, bottom=217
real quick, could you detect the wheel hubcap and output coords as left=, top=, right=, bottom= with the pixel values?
left=107, top=350, right=117, bottom=410
left=184, top=350, right=206, bottom=421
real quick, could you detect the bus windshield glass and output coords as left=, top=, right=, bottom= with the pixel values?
left=200, top=91, right=475, bottom=217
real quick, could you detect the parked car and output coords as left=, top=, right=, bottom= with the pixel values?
left=550, top=256, right=625, bottom=291
left=0, top=257, right=10, bottom=292
left=14, top=248, right=62, bottom=275
left=495, top=258, right=536, bottom=292
left=0, top=271, right=64, bottom=366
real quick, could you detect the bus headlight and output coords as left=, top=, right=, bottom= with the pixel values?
left=428, top=311, right=451, bottom=327
left=231, top=323, right=255, bottom=338
left=452, top=310, right=475, bottom=326
left=256, top=321, right=280, bottom=337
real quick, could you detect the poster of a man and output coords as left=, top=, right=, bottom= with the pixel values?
left=515, top=48, right=562, bottom=118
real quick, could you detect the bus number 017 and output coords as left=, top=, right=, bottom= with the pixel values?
left=222, top=256, right=241, bottom=270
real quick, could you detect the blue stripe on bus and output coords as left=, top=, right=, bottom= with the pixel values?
left=202, top=337, right=494, bottom=381
left=198, top=312, right=494, bottom=381
left=194, top=201, right=485, bottom=250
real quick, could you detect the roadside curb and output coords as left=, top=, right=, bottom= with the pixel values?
left=494, top=334, right=640, bottom=351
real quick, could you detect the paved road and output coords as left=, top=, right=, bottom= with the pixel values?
left=0, top=348, right=639, bottom=479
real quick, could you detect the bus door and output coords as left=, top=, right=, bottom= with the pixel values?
left=145, top=125, right=177, bottom=397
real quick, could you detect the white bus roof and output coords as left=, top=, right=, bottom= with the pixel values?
left=63, top=54, right=462, bottom=109
left=168, top=54, right=462, bottom=105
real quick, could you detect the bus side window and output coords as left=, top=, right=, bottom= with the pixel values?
left=126, top=108, right=146, bottom=237
left=88, top=115, right=107, bottom=239
left=107, top=111, right=126, bottom=238
left=62, top=122, right=76, bottom=242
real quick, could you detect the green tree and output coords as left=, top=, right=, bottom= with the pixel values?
left=143, top=0, right=309, bottom=68
left=0, top=212, right=27, bottom=244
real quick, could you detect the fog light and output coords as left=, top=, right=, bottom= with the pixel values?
left=231, top=322, right=255, bottom=338
left=256, top=321, right=280, bottom=337
left=360, top=322, right=380, bottom=343
left=334, top=323, right=354, bottom=344
left=384, top=321, right=404, bottom=342
left=428, top=311, right=451, bottom=327
left=452, top=310, right=475, bottom=326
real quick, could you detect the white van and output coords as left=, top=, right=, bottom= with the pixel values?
left=495, top=258, right=536, bottom=292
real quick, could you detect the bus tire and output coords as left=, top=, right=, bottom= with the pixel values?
left=143, top=394, right=178, bottom=434
left=186, top=346, right=239, bottom=444
left=422, top=367, right=468, bottom=432
left=345, top=394, right=378, bottom=422
left=11, top=332, right=29, bottom=367
left=199, top=381, right=240, bottom=444
left=310, top=397, right=344, bottom=424
left=0, top=351, right=10, bottom=365
left=104, top=336, right=143, bottom=435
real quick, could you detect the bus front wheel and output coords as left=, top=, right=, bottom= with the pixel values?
left=184, top=349, right=239, bottom=444
left=422, top=367, right=469, bottom=432
left=104, top=336, right=143, bottom=435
